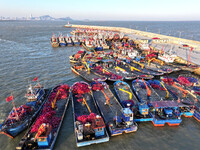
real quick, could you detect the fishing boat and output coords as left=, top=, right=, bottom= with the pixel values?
left=0, top=81, right=46, bottom=138
left=65, top=36, right=73, bottom=46
left=72, top=36, right=81, bottom=46
left=97, top=59, right=137, bottom=80
left=149, top=101, right=182, bottom=126
left=129, top=60, right=164, bottom=76
left=72, top=82, right=109, bottom=147
left=146, top=80, right=183, bottom=126
left=145, top=58, right=181, bottom=74
left=50, top=34, right=59, bottom=48
left=58, top=34, right=66, bottom=47
left=69, top=50, right=86, bottom=63
left=161, top=77, right=195, bottom=117
left=90, top=62, right=123, bottom=81
left=158, top=53, right=177, bottom=63
left=91, top=81, right=137, bottom=136
left=71, top=63, right=107, bottom=82
left=114, top=81, right=153, bottom=122
left=16, top=84, right=71, bottom=150
left=117, top=59, right=154, bottom=80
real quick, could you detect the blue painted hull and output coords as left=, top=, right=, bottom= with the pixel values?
left=77, top=137, right=109, bottom=147
left=59, top=42, right=66, bottom=47
left=67, top=42, right=74, bottom=46
left=0, top=88, right=47, bottom=138
left=73, top=42, right=80, bottom=46
left=193, top=110, right=200, bottom=122
left=134, top=118, right=153, bottom=122
left=109, top=125, right=137, bottom=136
left=95, top=47, right=103, bottom=51
left=180, top=112, right=194, bottom=117
left=150, top=113, right=182, bottom=126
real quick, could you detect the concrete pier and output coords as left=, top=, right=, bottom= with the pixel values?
left=65, top=24, right=200, bottom=67
left=65, top=24, right=200, bottom=50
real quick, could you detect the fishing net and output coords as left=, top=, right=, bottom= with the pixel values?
left=30, top=84, right=70, bottom=133
left=91, top=82, right=104, bottom=91
left=148, top=80, right=165, bottom=91
left=161, top=77, right=174, bottom=85
left=177, top=76, right=192, bottom=87
left=72, top=82, right=90, bottom=95
left=177, top=75, right=198, bottom=87
left=77, top=113, right=97, bottom=124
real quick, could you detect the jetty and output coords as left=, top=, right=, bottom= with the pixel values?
left=65, top=24, right=200, bottom=74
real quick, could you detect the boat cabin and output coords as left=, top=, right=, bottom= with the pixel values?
left=37, top=124, right=52, bottom=148
left=91, top=115, right=105, bottom=137
left=121, top=108, right=133, bottom=125
left=138, top=102, right=149, bottom=116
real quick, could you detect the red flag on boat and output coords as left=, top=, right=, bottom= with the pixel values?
left=33, top=77, right=38, bottom=82
left=155, top=103, right=158, bottom=107
left=6, top=95, right=13, bottom=102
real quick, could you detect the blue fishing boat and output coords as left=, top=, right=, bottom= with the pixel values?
left=16, top=84, right=71, bottom=150
left=72, top=82, right=109, bottom=147
left=72, top=36, right=81, bottom=46
left=58, top=34, right=66, bottom=47
left=114, top=81, right=153, bottom=122
left=0, top=82, right=47, bottom=138
left=161, top=77, right=195, bottom=117
left=193, top=108, right=200, bottom=122
left=91, top=81, right=137, bottom=136
left=65, top=35, right=73, bottom=46
left=149, top=101, right=182, bottom=126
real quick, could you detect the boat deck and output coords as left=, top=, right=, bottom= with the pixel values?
left=132, top=81, right=161, bottom=102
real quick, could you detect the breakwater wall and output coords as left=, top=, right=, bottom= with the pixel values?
left=65, top=24, right=200, bottom=50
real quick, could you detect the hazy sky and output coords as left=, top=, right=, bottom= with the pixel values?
left=0, top=0, right=200, bottom=21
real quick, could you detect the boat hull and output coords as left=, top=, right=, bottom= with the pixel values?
left=51, top=42, right=59, bottom=48
left=0, top=88, right=47, bottom=138
left=193, top=110, right=200, bottom=122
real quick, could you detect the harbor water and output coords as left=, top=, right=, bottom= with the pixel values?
left=0, top=20, right=200, bottom=150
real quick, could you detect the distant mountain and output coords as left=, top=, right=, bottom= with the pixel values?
left=57, top=17, right=73, bottom=21
left=38, top=15, right=54, bottom=20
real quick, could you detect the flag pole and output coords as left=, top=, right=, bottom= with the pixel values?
left=187, top=47, right=193, bottom=67
left=11, top=93, right=19, bottom=120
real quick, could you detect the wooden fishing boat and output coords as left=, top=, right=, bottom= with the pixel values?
left=72, top=82, right=109, bottom=147
left=0, top=83, right=47, bottom=138
left=71, top=63, right=107, bottom=82
left=16, top=84, right=71, bottom=150
left=161, top=77, right=195, bottom=117
left=129, top=60, right=164, bottom=76
left=117, top=60, right=154, bottom=80
left=58, top=34, right=66, bottom=47
left=114, top=81, right=153, bottom=122
left=91, top=81, right=137, bottom=136
left=90, top=62, right=123, bottom=81
left=50, top=34, right=59, bottom=48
